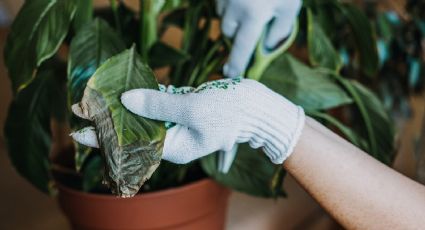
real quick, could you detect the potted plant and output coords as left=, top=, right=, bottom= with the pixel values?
left=3, top=0, right=396, bottom=229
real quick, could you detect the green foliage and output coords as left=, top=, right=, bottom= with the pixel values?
left=4, top=0, right=77, bottom=92
left=308, top=111, right=367, bottom=149
left=307, top=9, right=342, bottom=71
left=3, top=0, right=396, bottom=198
left=148, top=42, right=190, bottom=68
left=261, top=54, right=352, bottom=110
left=4, top=64, right=65, bottom=193
left=336, top=3, right=379, bottom=77
left=68, top=18, right=126, bottom=104
left=73, top=0, right=93, bottom=32
left=201, top=144, right=285, bottom=198
left=338, top=78, right=395, bottom=164
left=82, top=154, right=104, bottom=192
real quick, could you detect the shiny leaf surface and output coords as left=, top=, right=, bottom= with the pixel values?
left=261, top=54, right=352, bottom=110
left=4, top=68, right=61, bottom=193
left=68, top=18, right=126, bottom=104
left=339, top=78, right=395, bottom=164
left=4, top=0, right=77, bottom=92
left=307, top=9, right=342, bottom=71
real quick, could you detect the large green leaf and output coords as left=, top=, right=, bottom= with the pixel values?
left=338, top=79, right=395, bottom=164
left=308, top=111, right=367, bottom=149
left=307, top=9, right=342, bottom=71
left=201, top=144, right=285, bottom=198
left=4, top=0, right=77, bottom=92
left=77, top=46, right=166, bottom=197
left=148, top=42, right=190, bottom=68
left=73, top=0, right=93, bottom=32
left=68, top=18, right=126, bottom=104
left=336, top=3, right=379, bottom=77
left=4, top=68, right=62, bottom=194
left=260, top=54, right=352, bottom=110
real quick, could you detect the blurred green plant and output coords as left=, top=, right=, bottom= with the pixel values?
left=4, top=0, right=398, bottom=198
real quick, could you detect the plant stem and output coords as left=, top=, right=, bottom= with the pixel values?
left=109, top=0, right=122, bottom=34
left=139, top=0, right=158, bottom=62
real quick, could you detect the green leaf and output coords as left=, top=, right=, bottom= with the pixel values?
left=260, top=54, right=352, bottom=110
left=77, top=46, right=166, bottom=197
left=201, top=144, right=285, bottom=198
left=82, top=154, right=104, bottom=192
left=139, top=0, right=167, bottom=60
left=336, top=3, right=379, bottom=77
left=73, top=0, right=93, bottom=32
left=308, top=111, right=367, bottom=149
left=338, top=79, right=395, bottom=164
left=4, top=67, right=62, bottom=194
left=161, top=0, right=185, bottom=12
left=148, top=42, right=190, bottom=68
left=307, top=9, right=342, bottom=71
left=68, top=18, right=126, bottom=104
left=94, top=3, right=138, bottom=46
left=4, top=0, right=77, bottom=92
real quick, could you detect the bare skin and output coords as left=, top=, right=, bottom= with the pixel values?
left=284, top=117, right=425, bottom=229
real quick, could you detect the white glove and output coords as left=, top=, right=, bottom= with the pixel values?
left=71, top=78, right=305, bottom=165
left=216, top=0, right=301, bottom=77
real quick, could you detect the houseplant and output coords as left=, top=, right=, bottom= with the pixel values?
left=3, top=0, right=396, bottom=229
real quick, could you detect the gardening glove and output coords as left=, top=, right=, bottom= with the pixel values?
left=216, top=0, right=301, bottom=77
left=71, top=78, right=305, bottom=165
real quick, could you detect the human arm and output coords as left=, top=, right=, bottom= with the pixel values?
left=285, top=117, right=425, bottom=229
left=71, top=79, right=425, bottom=229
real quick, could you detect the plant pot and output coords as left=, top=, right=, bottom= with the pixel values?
left=57, top=179, right=230, bottom=230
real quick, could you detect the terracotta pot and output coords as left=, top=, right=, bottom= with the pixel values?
left=57, top=179, right=230, bottom=230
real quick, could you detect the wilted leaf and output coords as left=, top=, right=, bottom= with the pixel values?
left=260, top=54, right=352, bottom=110
left=4, top=0, right=77, bottom=92
left=201, top=144, right=285, bottom=198
left=77, top=46, right=166, bottom=197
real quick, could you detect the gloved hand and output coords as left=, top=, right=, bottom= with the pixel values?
left=71, top=78, right=305, bottom=164
left=216, top=0, right=301, bottom=78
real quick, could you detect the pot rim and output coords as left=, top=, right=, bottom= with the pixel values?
left=56, top=178, right=224, bottom=200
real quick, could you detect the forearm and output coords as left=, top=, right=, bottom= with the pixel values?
left=284, top=117, right=425, bottom=229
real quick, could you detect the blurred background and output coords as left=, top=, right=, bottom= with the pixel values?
left=0, top=0, right=424, bottom=229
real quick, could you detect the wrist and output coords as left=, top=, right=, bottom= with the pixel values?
left=235, top=80, right=306, bottom=164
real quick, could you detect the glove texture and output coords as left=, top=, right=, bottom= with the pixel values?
left=216, top=0, right=301, bottom=77
left=121, top=78, right=305, bottom=164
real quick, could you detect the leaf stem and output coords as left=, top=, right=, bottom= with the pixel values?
left=110, top=0, right=122, bottom=34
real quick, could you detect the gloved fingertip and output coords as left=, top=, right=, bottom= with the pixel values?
left=223, top=63, right=242, bottom=78
left=121, top=89, right=146, bottom=116
left=70, top=126, right=99, bottom=148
